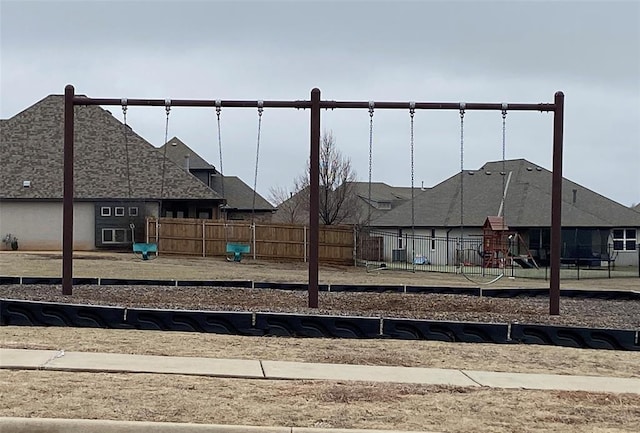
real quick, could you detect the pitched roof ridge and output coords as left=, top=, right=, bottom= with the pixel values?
left=160, top=136, right=215, bottom=170
left=2, top=94, right=63, bottom=122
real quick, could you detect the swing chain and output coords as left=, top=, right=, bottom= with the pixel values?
left=409, top=101, right=415, bottom=208
left=409, top=102, right=415, bottom=191
left=501, top=104, right=508, bottom=223
left=367, top=101, right=374, bottom=225
left=459, top=103, right=465, bottom=175
left=409, top=102, right=416, bottom=270
left=252, top=101, right=264, bottom=223
left=121, top=99, right=133, bottom=202
left=459, top=103, right=466, bottom=256
left=215, top=100, right=226, bottom=210
left=160, top=99, right=172, bottom=205
left=501, top=103, right=508, bottom=174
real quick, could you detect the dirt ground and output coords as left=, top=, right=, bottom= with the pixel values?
left=2, top=251, right=639, bottom=290
left=2, top=252, right=640, bottom=432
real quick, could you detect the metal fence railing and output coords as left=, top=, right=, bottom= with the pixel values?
left=356, top=229, right=638, bottom=280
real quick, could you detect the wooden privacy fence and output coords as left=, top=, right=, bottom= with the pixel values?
left=146, top=218, right=355, bottom=264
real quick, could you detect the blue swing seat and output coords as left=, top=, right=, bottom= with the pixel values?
left=226, top=243, right=250, bottom=262
left=133, top=242, right=158, bottom=261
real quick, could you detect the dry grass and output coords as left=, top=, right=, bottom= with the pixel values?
left=1, top=370, right=639, bottom=432
left=2, top=252, right=640, bottom=431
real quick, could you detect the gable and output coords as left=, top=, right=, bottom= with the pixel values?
left=161, top=137, right=216, bottom=171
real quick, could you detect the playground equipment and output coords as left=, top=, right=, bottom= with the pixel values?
left=226, top=243, right=251, bottom=262
left=120, top=99, right=173, bottom=260
left=61, top=86, right=565, bottom=315
left=215, top=100, right=262, bottom=262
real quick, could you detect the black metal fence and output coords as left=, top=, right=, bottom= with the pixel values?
left=356, top=229, right=638, bottom=280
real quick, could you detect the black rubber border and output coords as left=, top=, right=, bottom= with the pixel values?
left=329, top=284, right=403, bottom=293
left=2, top=299, right=637, bottom=351
left=383, top=318, right=509, bottom=343
left=510, top=323, right=639, bottom=351
left=176, top=280, right=253, bottom=288
left=255, top=312, right=380, bottom=338
left=125, top=308, right=261, bottom=336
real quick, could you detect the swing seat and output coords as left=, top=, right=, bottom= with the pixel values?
left=226, top=243, right=250, bottom=262
left=133, top=242, right=158, bottom=261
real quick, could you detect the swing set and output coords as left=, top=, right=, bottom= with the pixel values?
left=61, top=86, right=565, bottom=315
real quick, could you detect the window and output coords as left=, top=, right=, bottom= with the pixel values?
left=102, top=228, right=129, bottom=244
left=613, top=229, right=637, bottom=251
left=129, top=207, right=139, bottom=217
left=431, top=229, right=436, bottom=250
left=101, top=207, right=111, bottom=217
left=115, top=207, right=125, bottom=217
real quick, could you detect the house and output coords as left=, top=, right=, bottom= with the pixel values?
left=277, top=158, right=639, bottom=267
left=362, top=159, right=640, bottom=267
left=272, top=181, right=416, bottom=226
left=0, top=95, right=225, bottom=250
left=160, top=137, right=275, bottom=221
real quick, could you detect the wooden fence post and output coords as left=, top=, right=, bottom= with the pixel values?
left=252, top=223, right=256, bottom=260
left=304, top=225, right=307, bottom=263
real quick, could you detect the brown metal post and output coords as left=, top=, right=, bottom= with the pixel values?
left=549, top=91, right=565, bottom=315
left=309, top=88, right=320, bottom=308
left=62, top=85, right=75, bottom=295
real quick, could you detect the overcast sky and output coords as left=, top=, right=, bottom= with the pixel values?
left=1, top=0, right=639, bottom=207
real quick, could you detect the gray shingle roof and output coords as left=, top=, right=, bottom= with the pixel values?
left=371, top=159, right=640, bottom=228
left=1, top=95, right=221, bottom=201
left=351, top=182, right=415, bottom=202
left=210, top=175, right=274, bottom=211
left=158, top=136, right=273, bottom=211
left=160, top=137, right=216, bottom=171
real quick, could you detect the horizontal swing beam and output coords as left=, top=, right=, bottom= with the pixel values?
left=74, top=96, right=311, bottom=109
left=320, top=101, right=555, bottom=111
left=73, top=96, right=555, bottom=112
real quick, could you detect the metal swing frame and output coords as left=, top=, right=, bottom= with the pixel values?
left=62, top=86, right=564, bottom=315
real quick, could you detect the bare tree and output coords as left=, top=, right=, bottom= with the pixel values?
left=317, top=131, right=359, bottom=224
left=272, top=131, right=359, bottom=225
left=269, top=177, right=308, bottom=224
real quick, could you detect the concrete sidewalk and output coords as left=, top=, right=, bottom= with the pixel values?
left=1, top=348, right=639, bottom=394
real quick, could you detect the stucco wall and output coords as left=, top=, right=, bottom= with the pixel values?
left=614, top=250, right=639, bottom=267
left=0, top=201, right=94, bottom=250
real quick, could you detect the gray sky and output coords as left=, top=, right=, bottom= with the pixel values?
left=2, top=0, right=639, bottom=207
